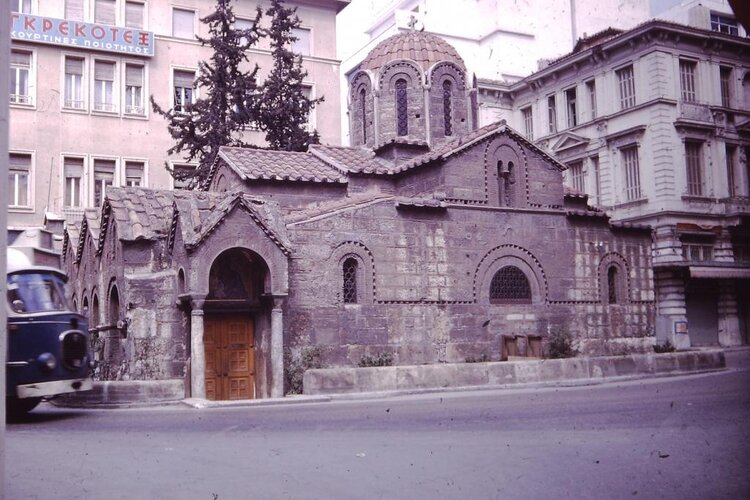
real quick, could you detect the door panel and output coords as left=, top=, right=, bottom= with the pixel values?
left=204, top=314, right=255, bottom=400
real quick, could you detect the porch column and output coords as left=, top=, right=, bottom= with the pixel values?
left=190, top=296, right=206, bottom=399
left=271, top=296, right=286, bottom=398
left=655, top=269, right=689, bottom=349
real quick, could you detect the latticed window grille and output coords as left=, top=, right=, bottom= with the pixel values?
left=395, top=79, right=408, bottom=136
left=607, top=266, right=619, bottom=304
left=360, top=88, right=367, bottom=144
left=342, top=258, right=358, bottom=304
left=442, top=80, right=453, bottom=136
left=616, top=65, right=635, bottom=110
left=685, top=141, right=703, bottom=196
left=621, top=145, right=641, bottom=201
left=679, top=60, right=697, bottom=102
left=489, top=266, right=531, bottom=304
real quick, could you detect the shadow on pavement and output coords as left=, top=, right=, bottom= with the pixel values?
left=6, top=409, right=88, bottom=425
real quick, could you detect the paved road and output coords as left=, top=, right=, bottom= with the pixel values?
left=6, top=368, right=750, bottom=500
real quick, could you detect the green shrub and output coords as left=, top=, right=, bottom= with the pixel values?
left=284, top=345, right=325, bottom=395
left=546, top=328, right=579, bottom=359
left=358, top=352, right=394, bottom=367
left=653, top=341, right=676, bottom=353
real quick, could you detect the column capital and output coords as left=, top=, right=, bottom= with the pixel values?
left=190, top=294, right=207, bottom=311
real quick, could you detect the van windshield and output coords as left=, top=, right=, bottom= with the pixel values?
left=7, top=273, right=70, bottom=314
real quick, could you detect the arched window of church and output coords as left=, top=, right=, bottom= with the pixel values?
left=343, top=258, right=359, bottom=304
left=442, top=80, right=453, bottom=136
left=395, top=79, right=408, bottom=136
left=607, top=266, right=619, bottom=304
left=489, top=266, right=531, bottom=304
left=359, top=88, right=367, bottom=144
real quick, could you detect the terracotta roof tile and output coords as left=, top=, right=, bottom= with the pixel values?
left=219, top=147, right=347, bottom=184
left=309, top=145, right=396, bottom=175
left=360, top=31, right=465, bottom=73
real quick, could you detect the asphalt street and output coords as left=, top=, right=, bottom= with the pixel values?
left=5, top=366, right=750, bottom=500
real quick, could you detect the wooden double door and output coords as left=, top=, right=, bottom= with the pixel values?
left=205, top=314, right=256, bottom=400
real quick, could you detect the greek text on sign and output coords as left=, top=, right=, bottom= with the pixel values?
left=10, top=13, right=155, bottom=57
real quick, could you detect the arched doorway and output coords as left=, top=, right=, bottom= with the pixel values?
left=204, top=248, right=267, bottom=400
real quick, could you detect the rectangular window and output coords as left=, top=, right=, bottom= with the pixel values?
left=125, top=1, right=145, bottom=29
left=586, top=79, right=596, bottom=119
left=621, top=145, right=641, bottom=201
left=125, top=64, right=144, bottom=115
left=63, top=157, right=84, bottom=207
left=720, top=66, right=732, bottom=107
left=522, top=106, right=533, bottom=140
left=292, top=27, right=311, bottom=56
left=13, top=0, right=32, bottom=13
left=94, top=60, right=116, bottom=112
left=569, top=161, right=585, bottom=193
left=591, top=156, right=601, bottom=205
left=172, top=8, right=195, bottom=39
left=301, top=85, right=314, bottom=131
left=726, top=144, right=737, bottom=198
left=547, top=95, right=557, bottom=134
left=681, top=236, right=714, bottom=262
left=616, top=65, right=635, bottom=110
left=711, top=13, right=739, bottom=36
left=125, top=161, right=145, bottom=187
left=172, top=164, right=195, bottom=189
left=679, top=60, right=697, bottom=102
left=235, top=18, right=256, bottom=47
left=10, top=50, right=32, bottom=105
left=173, top=70, right=195, bottom=112
left=65, top=0, right=84, bottom=20
left=565, top=87, right=577, bottom=128
left=93, top=159, right=116, bottom=206
left=685, top=141, right=703, bottom=196
left=9, top=153, right=31, bottom=208
left=64, top=56, right=85, bottom=109
left=95, top=0, right=116, bottom=24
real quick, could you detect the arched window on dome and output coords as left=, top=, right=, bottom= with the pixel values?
left=442, top=80, right=453, bottom=136
left=395, top=79, right=408, bottom=136
left=359, top=88, right=367, bottom=144
left=489, top=266, right=531, bottom=304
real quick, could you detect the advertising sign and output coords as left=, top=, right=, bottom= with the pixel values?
left=10, top=13, right=155, bottom=57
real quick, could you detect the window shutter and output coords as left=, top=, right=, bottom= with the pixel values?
left=11, top=50, right=30, bottom=67
left=172, top=9, right=194, bottom=39
left=95, top=0, right=116, bottom=24
left=95, top=61, right=115, bottom=81
left=174, top=70, right=194, bottom=88
left=125, top=1, right=144, bottom=29
left=126, top=162, right=143, bottom=177
left=9, top=153, right=31, bottom=171
left=292, top=27, right=311, bottom=55
left=126, top=65, right=143, bottom=86
left=65, top=0, right=84, bottom=21
left=65, top=57, right=84, bottom=75
left=64, top=157, right=84, bottom=177
left=94, top=159, right=116, bottom=177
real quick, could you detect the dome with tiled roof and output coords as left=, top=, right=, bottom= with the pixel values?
left=360, top=30, right=465, bottom=73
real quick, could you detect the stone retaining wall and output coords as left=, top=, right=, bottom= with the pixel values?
left=303, top=350, right=726, bottom=395
left=54, top=380, right=184, bottom=407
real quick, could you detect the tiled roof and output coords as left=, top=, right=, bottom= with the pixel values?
left=360, top=31, right=465, bottom=72
left=103, top=187, right=176, bottom=243
left=310, top=145, right=395, bottom=175
left=218, top=147, right=348, bottom=184
left=286, top=193, right=394, bottom=225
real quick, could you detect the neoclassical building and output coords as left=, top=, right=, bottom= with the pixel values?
left=64, top=31, right=655, bottom=401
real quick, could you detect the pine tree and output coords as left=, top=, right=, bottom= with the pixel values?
left=259, top=0, right=324, bottom=151
left=151, top=0, right=263, bottom=187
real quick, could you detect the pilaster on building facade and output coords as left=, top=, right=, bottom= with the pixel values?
left=7, top=0, right=348, bottom=232
left=474, top=4, right=750, bottom=348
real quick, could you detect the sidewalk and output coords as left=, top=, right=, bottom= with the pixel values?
left=52, top=347, right=749, bottom=409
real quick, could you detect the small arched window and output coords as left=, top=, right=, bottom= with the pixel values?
left=442, top=80, right=453, bottom=136
left=342, top=258, right=359, bottom=304
left=607, top=266, right=619, bottom=304
left=490, top=266, right=532, bottom=304
left=395, top=79, right=408, bottom=136
left=359, top=88, right=367, bottom=144
left=82, top=296, right=89, bottom=316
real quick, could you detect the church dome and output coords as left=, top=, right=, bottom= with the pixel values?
left=360, top=31, right=466, bottom=73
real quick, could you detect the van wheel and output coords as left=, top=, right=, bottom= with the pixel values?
left=6, top=397, right=42, bottom=419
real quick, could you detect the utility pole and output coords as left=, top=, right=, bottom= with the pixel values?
left=1, top=0, right=10, bottom=496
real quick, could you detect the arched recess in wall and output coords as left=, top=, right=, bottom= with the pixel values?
left=329, top=241, right=375, bottom=305
left=205, top=248, right=269, bottom=307
left=349, top=71, right=374, bottom=147
left=377, top=61, right=424, bottom=143
left=72, top=295, right=78, bottom=311
left=474, top=244, right=548, bottom=305
left=598, top=252, right=630, bottom=305
left=82, top=294, right=89, bottom=316
left=108, top=282, right=121, bottom=327
left=428, top=62, right=467, bottom=139
left=91, top=294, right=100, bottom=329
left=178, top=268, right=186, bottom=295
left=485, top=136, right=528, bottom=208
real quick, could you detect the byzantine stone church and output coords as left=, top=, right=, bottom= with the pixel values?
left=64, top=31, right=655, bottom=401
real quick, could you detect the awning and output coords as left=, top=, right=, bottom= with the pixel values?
left=689, top=266, right=750, bottom=279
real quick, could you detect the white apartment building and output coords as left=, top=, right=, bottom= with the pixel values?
left=336, top=0, right=651, bottom=143
left=8, top=0, right=348, bottom=230
left=478, top=12, right=750, bottom=348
